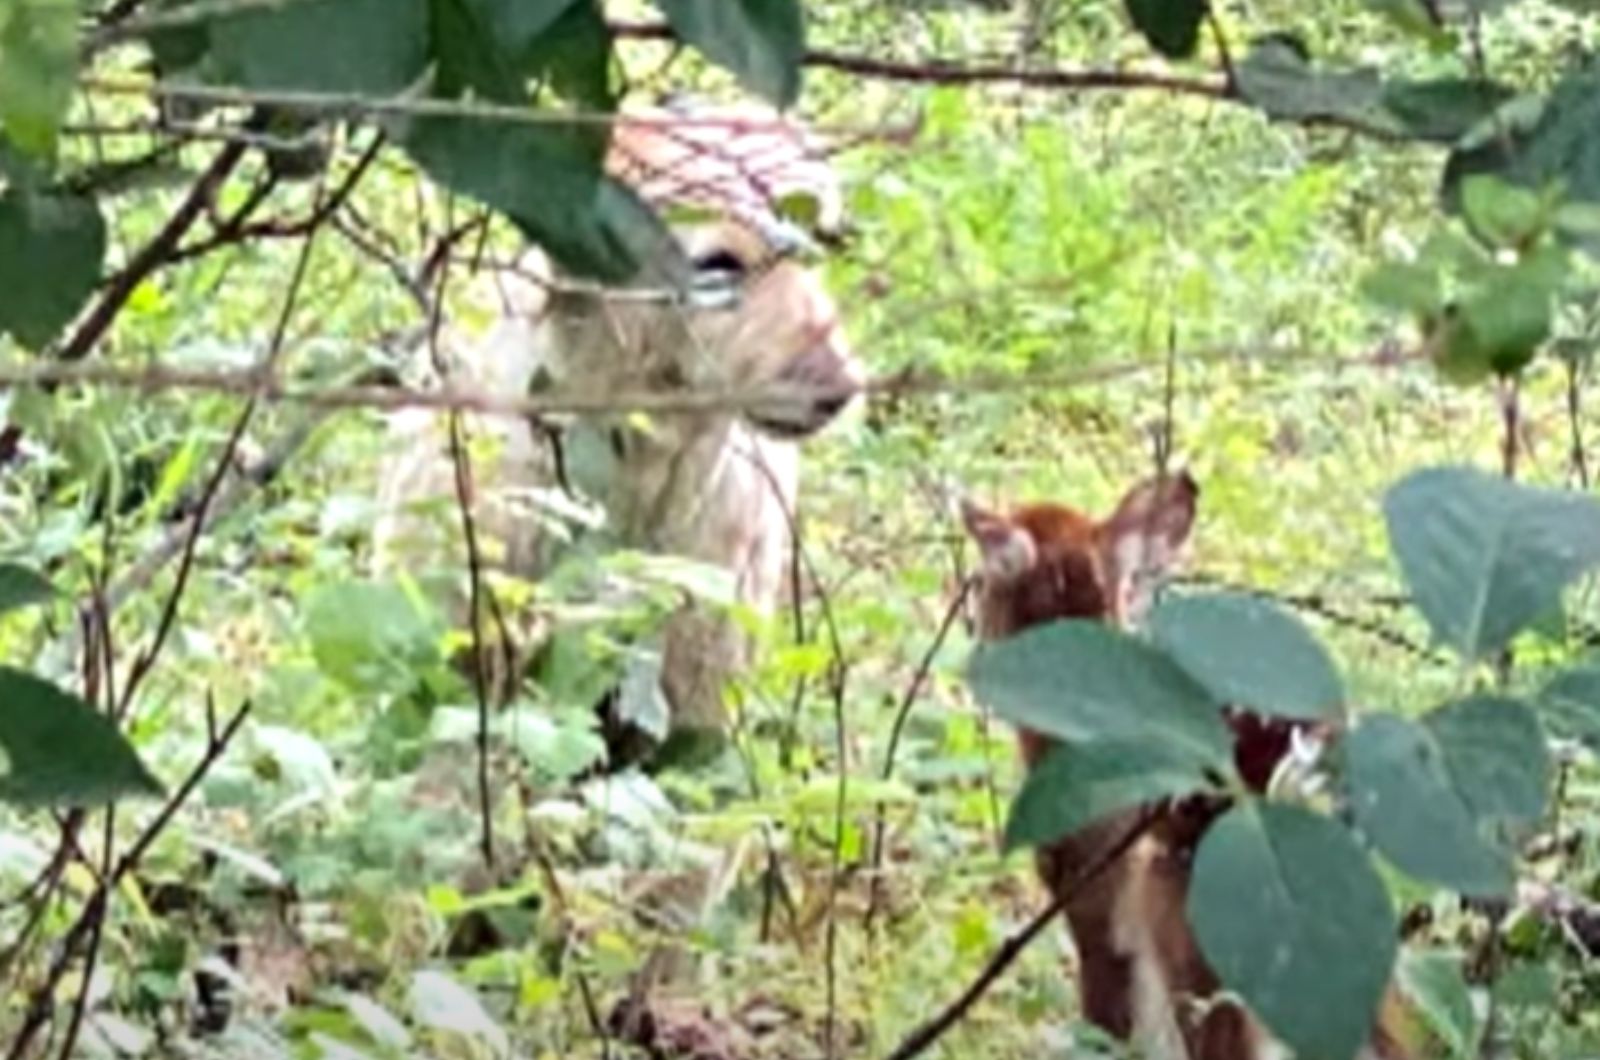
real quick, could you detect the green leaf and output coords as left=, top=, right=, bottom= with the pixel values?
left=1427, top=695, right=1548, bottom=826
left=304, top=580, right=443, bottom=696
left=1003, top=739, right=1211, bottom=852
left=1383, top=466, right=1600, bottom=659
left=0, top=562, right=53, bottom=615
left=1234, top=36, right=1391, bottom=132
left=0, top=0, right=78, bottom=157
left=1451, top=249, right=1564, bottom=377
left=1441, top=58, right=1600, bottom=208
left=966, top=620, right=1233, bottom=772
left=653, top=0, right=805, bottom=106
left=1124, top=0, right=1205, bottom=59
left=1187, top=802, right=1397, bottom=1060
left=0, top=667, right=163, bottom=807
left=1382, top=78, right=1513, bottom=143
left=522, top=0, right=615, bottom=111
left=1343, top=697, right=1548, bottom=898
left=1538, top=665, right=1600, bottom=748
left=1360, top=260, right=1443, bottom=318
left=430, top=0, right=581, bottom=103
left=402, top=114, right=688, bottom=286
left=1396, top=949, right=1479, bottom=1057
left=1459, top=175, right=1545, bottom=249
left=210, top=0, right=430, bottom=94
left=0, top=187, right=106, bottom=349
left=1149, top=590, right=1345, bottom=723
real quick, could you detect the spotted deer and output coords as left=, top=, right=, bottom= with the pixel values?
left=373, top=99, right=863, bottom=750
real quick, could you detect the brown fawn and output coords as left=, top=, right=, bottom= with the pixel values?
left=961, top=472, right=1414, bottom=1060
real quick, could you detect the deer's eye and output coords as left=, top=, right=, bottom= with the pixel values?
left=691, top=248, right=748, bottom=278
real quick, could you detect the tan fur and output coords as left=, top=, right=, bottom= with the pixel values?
left=373, top=101, right=862, bottom=736
left=963, top=474, right=1412, bottom=1060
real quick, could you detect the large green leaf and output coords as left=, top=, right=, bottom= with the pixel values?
left=1382, top=78, right=1514, bottom=144
left=1188, top=802, right=1397, bottom=1060
left=1124, top=0, right=1204, bottom=59
left=0, top=187, right=106, bottom=349
left=1149, top=590, right=1345, bottom=723
left=1344, top=696, right=1547, bottom=897
left=522, top=0, right=615, bottom=111
left=1538, top=665, right=1600, bottom=748
left=0, top=563, right=53, bottom=616
left=1234, top=36, right=1390, bottom=131
left=402, top=114, right=688, bottom=286
left=966, top=619, right=1232, bottom=772
left=1003, top=739, right=1211, bottom=852
left=430, top=0, right=581, bottom=102
left=653, top=0, right=804, bottom=107
left=304, top=580, right=443, bottom=696
left=0, top=0, right=77, bottom=157
left=1383, top=466, right=1600, bottom=659
left=1442, top=58, right=1600, bottom=207
left=210, top=0, right=430, bottom=94
left=0, top=667, right=163, bottom=807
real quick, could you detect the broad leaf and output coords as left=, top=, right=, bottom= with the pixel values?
left=523, top=0, right=615, bottom=110
left=1234, top=36, right=1390, bottom=132
left=1383, top=466, right=1600, bottom=659
left=0, top=563, right=53, bottom=615
left=1397, top=949, right=1479, bottom=1056
left=1345, top=714, right=1507, bottom=896
left=1360, top=260, right=1442, bottom=319
left=1149, top=590, right=1345, bottom=723
left=1343, top=696, right=1548, bottom=898
left=1448, top=248, right=1565, bottom=379
left=1427, top=694, right=1548, bottom=826
left=409, top=971, right=508, bottom=1054
left=0, top=667, right=163, bottom=807
left=1125, top=0, right=1205, bottom=59
left=1458, top=174, right=1544, bottom=249
left=0, top=0, right=77, bottom=156
left=210, top=0, right=430, bottom=94
left=304, top=580, right=443, bottom=696
left=0, top=187, right=106, bottom=349
left=1188, top=802, right=1397, bottom=1060
left=1382, top=78, right=1513, bottom=143
left=431, top=0, right=581, bottom=103
left=403, top=114, right=688, bottom=286
left=1442, top=58, right=1600, bottom=206
left=966, top=620, right=1233, bottom=772
left=1004, top=739, right=1211, bottom=851
left=1538, top=665, right=1600, bottom=748
left=654, top=0, right=805, bottom=107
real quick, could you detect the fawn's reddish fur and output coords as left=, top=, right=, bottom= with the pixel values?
left=962, top=472, right=1414, bottom=1060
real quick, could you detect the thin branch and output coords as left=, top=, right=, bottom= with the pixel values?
left=114, top=190, right=322, bottom=717
left=56, top=136, right=251, bottom=363
left=881, top=807, right=1160, bottom=1060
left=865, top=577, right=974, bottom=929
left=0, top=342, right=1414, bottom=422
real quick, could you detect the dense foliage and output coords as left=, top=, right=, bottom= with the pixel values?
left=6, top=0, right=1600, bottom=1058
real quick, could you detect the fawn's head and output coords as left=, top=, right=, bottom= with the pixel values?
left=961, top=471, right=1200, bottom=640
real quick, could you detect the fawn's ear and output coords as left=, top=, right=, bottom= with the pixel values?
left=960, top=499, right=1037, bottom=582
left=1098, top=470, right=1199, bottom=625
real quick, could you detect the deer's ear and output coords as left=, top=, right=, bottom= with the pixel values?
left=960, top=499, right=1036, bottom=581
left=1099, top=471, right=1199, bottom=625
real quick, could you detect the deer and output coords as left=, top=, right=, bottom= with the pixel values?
left=960, top=472, right=1416, bottom=1059
left=372, top=98, right=864, bottom=759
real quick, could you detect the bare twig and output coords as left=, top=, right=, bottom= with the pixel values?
left=865, top=577, right=974, bottom=929
left=57, top=136, right=250, bottom=363
left=115, top=188, right=322, bottom=718
left=881, top=807, right=1160, bottom=1060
